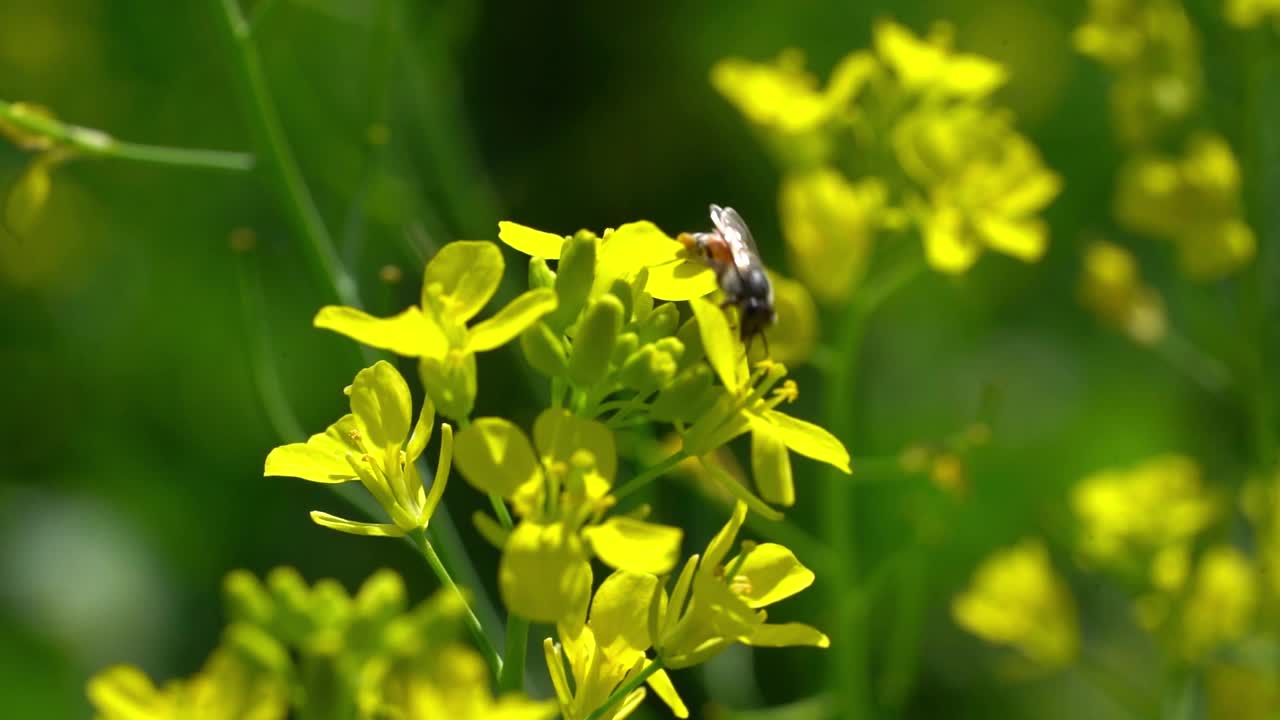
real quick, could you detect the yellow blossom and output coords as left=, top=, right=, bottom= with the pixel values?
left=872, top=19, right=1007, bottom=99
left=653, top=502, right=829, bottom=668
left=264, top=361, right=452, bottom=538
left=385, top=644, right=558, bottom=720
left=453, top=409, right=683, bottom=624
left=544, top=570, right=688, bottom=720
left=314, top=240, right=558, bottom=419
left=88, top=651, right=286, bottom=720
left=1072, top=454, right=1216, bottom=563
left=778, top=169, right=886, bottom=303
left=951, top=539, right=1078, bottom=669
left=1226, top=0, right=1280, bottom=29
left=1115, top=133, right=1255, bottom=280
left=1079, top=240, right=1167, bottom=344
left=1179, top=546, right=1258, bottom=660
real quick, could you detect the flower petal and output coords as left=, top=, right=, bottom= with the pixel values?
left=752, top=427, right=795, bottom=507
left=534, top=408, right=617, bottom=484
left=264, top=416, right=360, bottom=482
left=589, top=570, right=659, bottom=660
left=314, top=305, right=444, bottom=358
left=727, top=543, right=815, bottom=608
left=309, top=511, right=404, bottom=537
left=704, top=502, right=749, bottom=574
left=583, top=518, right=683, bottom=575
left=500, top=521, right=593, bottom=624
left=598, top=221, right=684, bottom=277
left=468, top=289, right=559, bottom=353
left=423, top=240, right=505, bottom=322
left=349, top=361, right=413, bottom=457
left=404, top=394, right=436, bottom=462
left=499, top=221, right=565, bottom=259
left=689, top=297, right=741, bottom=393
left=644, top=260, right=718, bottom=301
left=646, top=668, right=689, bottom=719
left=758, top=410, right=851, bottom=473
left=453, top=418, right=542, bottom=499
left=489, top=696, right=560, bottom=720
left=975, top=214, right=1049, bottom=262
left=745, top=622, right=830, bottom=648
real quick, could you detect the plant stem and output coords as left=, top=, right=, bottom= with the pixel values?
left=499, top=614, right=529, bottom=693
left=583, top=659, right=663, bottom=720
left=0, top=98, right=253, bottom=172
left=208, top=0, right=360, bottom=308
left=612, top=450, right=690, bottom=501
left=234, top=242, right=306, bottom=443
left=411, top=528, right=503, bottom=680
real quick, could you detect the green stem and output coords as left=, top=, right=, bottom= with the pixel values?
left=612, top=450, right=690, bottom=501
left=411, top=528, right=503, bottom=680
left=208, top=0, right=360, bottom=308
left=0, top=98, right=253, bottom=172
left=499, top=614, right=529, bottom=693
left=234, top=242, right=306, bottom=443
left=583, top=659, right=663, bottom=720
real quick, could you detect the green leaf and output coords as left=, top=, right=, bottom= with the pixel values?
left=499, top=220, right=565, bottom=259
left=583, top=517, right=683, bottom=575
left=468, top=288, right=558, bottom=352
left=314, top=305, right=445, bottom=358
left=423, top=240, right=505, bottom=321
left=453, top=417, right=543, bottom=499
left=689, top=297, right=741, bottom=393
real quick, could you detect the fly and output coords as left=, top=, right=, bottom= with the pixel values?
left=678, top=204, right=777, bottom=351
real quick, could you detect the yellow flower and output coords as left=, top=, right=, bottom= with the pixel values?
left=386, top=644, right=558, bottom=720
left=544, top=570, right=688, bottom=720
left=872, top=19, right=1007, bottom=99
left=1072, top=455, right=1216, bottom=563
left=951, top=539, right=1078, bottom=669
left=314, top=240, right=558, bottom=419
left=453, top=409, right=683, bottom=624
left=88, top=651, right=287, bottom=720
left=1179, top=546, right=1258, bottom=660
left=653, top=502, right=829, bottom=668
left=758, top=270, right=819, bottom=367
left=1079, top=240, right=1167, bottom=344
left=680, top=297, right=851, bottom=513
left=778, top=169, right=886, bottom=304
left=1115, top=133, right=1255, bottom=280
left=264, top=361, right=451, bottom=538
left=1226, top=0, right=1280, bottom=28
left=894, top=105, right=1060, bottom=274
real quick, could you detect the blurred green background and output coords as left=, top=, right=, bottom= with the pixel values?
left=0, top=0, right=1274, bottom=718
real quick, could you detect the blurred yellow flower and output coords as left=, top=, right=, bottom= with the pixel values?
left=1079, top=240, right=1167, bottom=344
left=386, top=644, right=558, bottom=720
left=1115, top=133, right=1255, bottom=280
left=1180, top=546, right=1258, bottom=660
left=1072, top=455, right=1216, bottom=563
left=894, top=106, right=1060, bottom=273
left=1226, top=0, right=1280, bottom=28
left=757, top=270, right=818, bottom=366
left=264, top=361, right=451, bottom=538
left=951, top=539, right=1078, bottom=669
left=315, top=241, right=558, bottom=419
left=544, top=570, right=688, bottom=720
left=778, top=169, right=886, bottom=303
left=88, top=651, right=286, bottom=720
left=654, top=502, right=829, bottom=668
left=873, top=19, right=1007, bottom=99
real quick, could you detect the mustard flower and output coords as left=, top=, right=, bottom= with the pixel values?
left=1072, top=454, right=1216, bottom=564
left=314, top=240, right=558, bottom=419
left=1079, top=240, right=1167, bottom=345
left=453, top=409, right=683, bottom=625
left=893, top=105, right=1060, bottom=274
left=544, top=570, right=688, bottom=720
left=264, top=361, right=451, bottom=538
left=88, top=651, right=286, bottom=720
left=777, top=169, right=886, bottom=304
left=1115, top=133, right=1256, bottom=280
left=1226, top=0, right=1280, bottom=28
left=384, top=644, right=558, bottom=720
left=652, top=502, right=829, bottom=668
left=871, top=19, right=1007, bottom=100
left=1179, top=546, right=1258, bottom=660
left=951, top=539, right=1079, bottom=669
left=677, top=297, right=851, bottom=513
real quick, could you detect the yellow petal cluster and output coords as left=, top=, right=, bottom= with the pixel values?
left=1079, top=240, right=1167, bottom=344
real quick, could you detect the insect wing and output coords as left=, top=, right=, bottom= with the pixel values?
left=709, top=205, right=762, bottom=271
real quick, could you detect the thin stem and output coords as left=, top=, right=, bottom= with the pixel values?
left=583, top=659, right=663, bottom=720
left=411, top=528, right=503, bottom=680
left=499, top=614, right=529, bottom=694
left=489, top=494, right=515, bottom=529
left=208, top=0, right=360, bottom=308
left=1155, top=330, right=1233, bottom=395
left=612, top=450, right=690, bottom=502
left=0, top=98, right=253, bottom=172
left=234, top=242, right=306, bottom=442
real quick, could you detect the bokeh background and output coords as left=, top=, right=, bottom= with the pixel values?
left=1, top=0, right=1277, bottom=718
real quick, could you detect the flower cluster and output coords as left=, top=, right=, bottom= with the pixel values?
left=1075, top=0, right=1255, bottom=280
left=1078, top=239, right=1167, bottom=344
left=88, top=568, right=555, bottom=720
left=713, top=19, right=1060, bottom=293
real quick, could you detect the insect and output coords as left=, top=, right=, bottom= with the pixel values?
left=678, top=204, right=777, bottom=350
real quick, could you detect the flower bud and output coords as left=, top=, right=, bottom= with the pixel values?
left=607, top=277, right=634, bottom=322
left=529, top=256, right=557, bottom=290
left=611, top=331, right=639, bottom=366
left=550, top=231, right=598, bottom=330
left=568, top=295, right=623, bottom=387
left=637, top=301, right=680, bottom=344
left=520, top=321, right=569, bottom=377
left=619, top=344, right=680, bottom=395
left=650, top=365, right=716, bottom=422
